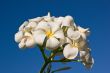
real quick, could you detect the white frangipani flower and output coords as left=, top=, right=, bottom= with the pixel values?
left=63, top=26, right=90, bottom=60
left=15, top=21, right=37, bottom=48
left=18, top=32, right=35, bottom=48
left=33, top=21, right=65, bottom=50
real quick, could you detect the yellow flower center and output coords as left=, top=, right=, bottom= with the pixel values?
left=72, top=42, right=79, bottom=48
left=46, top=31, right=53, bottom=38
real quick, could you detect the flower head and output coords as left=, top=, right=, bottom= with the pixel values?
left=14, top=12, right=94, bottom=69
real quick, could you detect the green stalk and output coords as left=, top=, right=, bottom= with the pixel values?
left=51, top=59, right=81, bottom=62
left=39, top=61, right=49, bottom=73
left=38, top=45, right=47, bottom=62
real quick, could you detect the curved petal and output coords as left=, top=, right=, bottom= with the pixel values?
left=46, top=37, right=60, bottom=50
left=29, top=17, right=42, bottom=22
left=62, top=16, right=73, bottom=26
left=54, top=29, right=64, bottom=39
left=25, top=37, right=35, bottom=48
left=53, top=29, right=65, bottom=45
left=43, top=12, right=53, bottom=22
left=33, top=30, right=46, bottom=46
left=78, top=26, right=89, bottom=33
left=19, top=21, right=28, bottom=31
left=65, top=37, right=72, bottom=44
left=67, top=28, right=81, bottom=40
left=63, top=44, right=78, bottom=59
left=19, top=38, right=26, bottom=48
left=36, top=21, right=50, bottom=32
left=80, top=33, right=86, bottom=40
left=49, top=22, right=60, bottom=33
left=78, top=26, right=90, bottom=39
left=15, top=31, right=23, bottom=43
left=54, top=17, right=64, bottom=26
left=26, top=22, right=37, bottom=29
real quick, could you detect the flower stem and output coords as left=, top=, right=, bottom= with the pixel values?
left=39, top=61, right=49, bottom=73
left=51, top=59, right=81, bottom=62
left=38, top=45, right=47, bottom=62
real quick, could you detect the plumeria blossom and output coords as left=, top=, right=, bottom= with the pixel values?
left=33, top=21, right=65, bottom=50
left=15, top=21, right=37, bottom=48
left=14, top=12, right=94, bottom=69
left=62, top=25, right=94, bottom=68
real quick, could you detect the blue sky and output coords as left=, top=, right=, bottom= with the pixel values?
left=0, top=0, right=110, bottom=73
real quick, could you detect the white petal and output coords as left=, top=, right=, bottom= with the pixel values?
left=49, top=22, right=60, bottom=33
left=63, top=44, right=78, bottom=59
left=33, top=30, right=46, bottom=46
left=19, top=21, right=28, bottom=31
left=24, top=32, right=32, bottom=36
left=80, top=51, right=86, bottom=57
left=29, top=17, right=42, bottom=22
left=25, top=37, right=35, bottom=48
left=44, top=12, right=52, bottom=22
left=67, top=28, right=81, bottom=40
left=53, top=29, right=65, bottom=45
left=19, top=38, right=26, bottom=48
left=65, top=37, right=72, bottom=44
left=26, top=22, right=37, bottom=28
left=46, top=37, right=60, bottom=50
left=54, top=29, right=64, bottom=39
left=78, top=26, right=90, bottom=38
left=78, top=26, right=89, bottom=33
left=62, top=16, right=73, bottom=26
left=15, top=31, right=23, bottom=43
left=36, top=21, right=50, bottom=32
left=54, top=17, right=64, bottom=26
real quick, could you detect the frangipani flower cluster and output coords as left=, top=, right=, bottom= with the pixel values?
left=15, top=12, right=94, bottom=69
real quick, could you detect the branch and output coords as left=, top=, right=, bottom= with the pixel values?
left=39, top=62, right=49, bottom=73
left=51, top=58, right=81, bottom=63
left=38, top=45, right=47, bottom=62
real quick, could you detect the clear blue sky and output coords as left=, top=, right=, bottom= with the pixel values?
left=0, top=0, right=110, bottom=73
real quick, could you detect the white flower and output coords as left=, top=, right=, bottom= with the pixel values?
left=33, top=21, right=65, bottom=50
left=63, top=26, right=89, bottom=59
left=15, top=21, right=37, bottom=48
left=80, top=48, right=94, bottom=69
left=15, top=31, right=35, bottom=48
